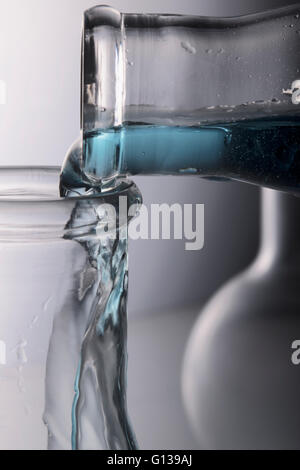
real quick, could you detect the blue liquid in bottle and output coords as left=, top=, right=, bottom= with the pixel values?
left=61, top=116, right=300, bottom=195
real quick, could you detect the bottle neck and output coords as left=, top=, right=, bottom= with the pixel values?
left=81, top=6, right=300, bottom=194
left=257, top=189, right=300, bottom=268
left=82, top=5, right=300, bottom=133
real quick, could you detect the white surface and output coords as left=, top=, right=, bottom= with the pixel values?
left=127, top=306, right=199, bottom=450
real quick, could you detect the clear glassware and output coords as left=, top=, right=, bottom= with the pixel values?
left=182, top=188, right=300, bottom=449
left=0, top=167, right=140, bottom=450
left=69, top=4, right=300, bottom=194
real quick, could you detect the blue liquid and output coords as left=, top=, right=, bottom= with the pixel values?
left=83, top=125, right=228, bottom=177
left=81, top=117, right=300, bottom=194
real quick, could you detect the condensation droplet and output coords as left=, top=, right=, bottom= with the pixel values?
left=127, top=61, right=134, bottom=67
left=205, top=48, right=212, bottom=54
left=179, top=168, right=198, bottom=175
left=15, top=339, right=28, bottom=365
left=18, top=377, right=26, bottom=394
left=217, top=48, right=225, bottom=54
left=181, top=41, right=197, bottom=55
left=43, top=296, right=52, bottom=312
left=29, top=315, right=39, bottom=329
left=235, top=56, right=241, bottom=61
left=78, top=265, right=97, bottom=301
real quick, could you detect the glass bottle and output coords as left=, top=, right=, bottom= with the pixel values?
left=182, top=188, right=300, bottom=449
left=64, top=4, right=300, bottom=195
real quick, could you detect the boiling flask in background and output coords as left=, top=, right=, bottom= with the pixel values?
left=182, top=188, right=300, bottom=449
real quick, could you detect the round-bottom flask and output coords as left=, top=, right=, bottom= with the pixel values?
left=182, top=189, right=300, bottom=449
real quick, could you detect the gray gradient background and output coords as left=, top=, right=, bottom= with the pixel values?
left=0, top=0, right=296, bottom=449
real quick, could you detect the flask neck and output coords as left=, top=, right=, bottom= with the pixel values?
left=257, top=189, right=300, bottom=268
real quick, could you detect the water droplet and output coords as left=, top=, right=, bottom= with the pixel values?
left=15, top=339, right=28, bottom=365
left=179, top=168, right=198, bottom=175
left=127, top=61, right=134, bottom=67
left=295, top=14, right=299, bottom=19
left=217, top=48, right=225, bottom=54
left=78, top=265, right=97, bottom=301
left=181, top=41, right=197, bottom=55
left=29, top=315, right=39, bottom=329
left=248, top=74, right=253, bottom=79
left=100, top=108, right=106, bottom=113
left=235, top=56, right=241, bottom=61
left=17, top=378, right=26, bottom=394
left=290, top=24, right=294, bottom=28
left=205, top=48, right=212, bottom=54
left=43, top=296, right=52, bottom=312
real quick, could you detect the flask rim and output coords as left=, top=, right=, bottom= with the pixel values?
left=0, top=167, right=141, bottom=242
left=0, top=166, right=134, bottom=203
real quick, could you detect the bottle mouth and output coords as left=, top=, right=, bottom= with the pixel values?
left=81, top=5, right=125, bottom=134
left=0, top=167, right=141, bottom=242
